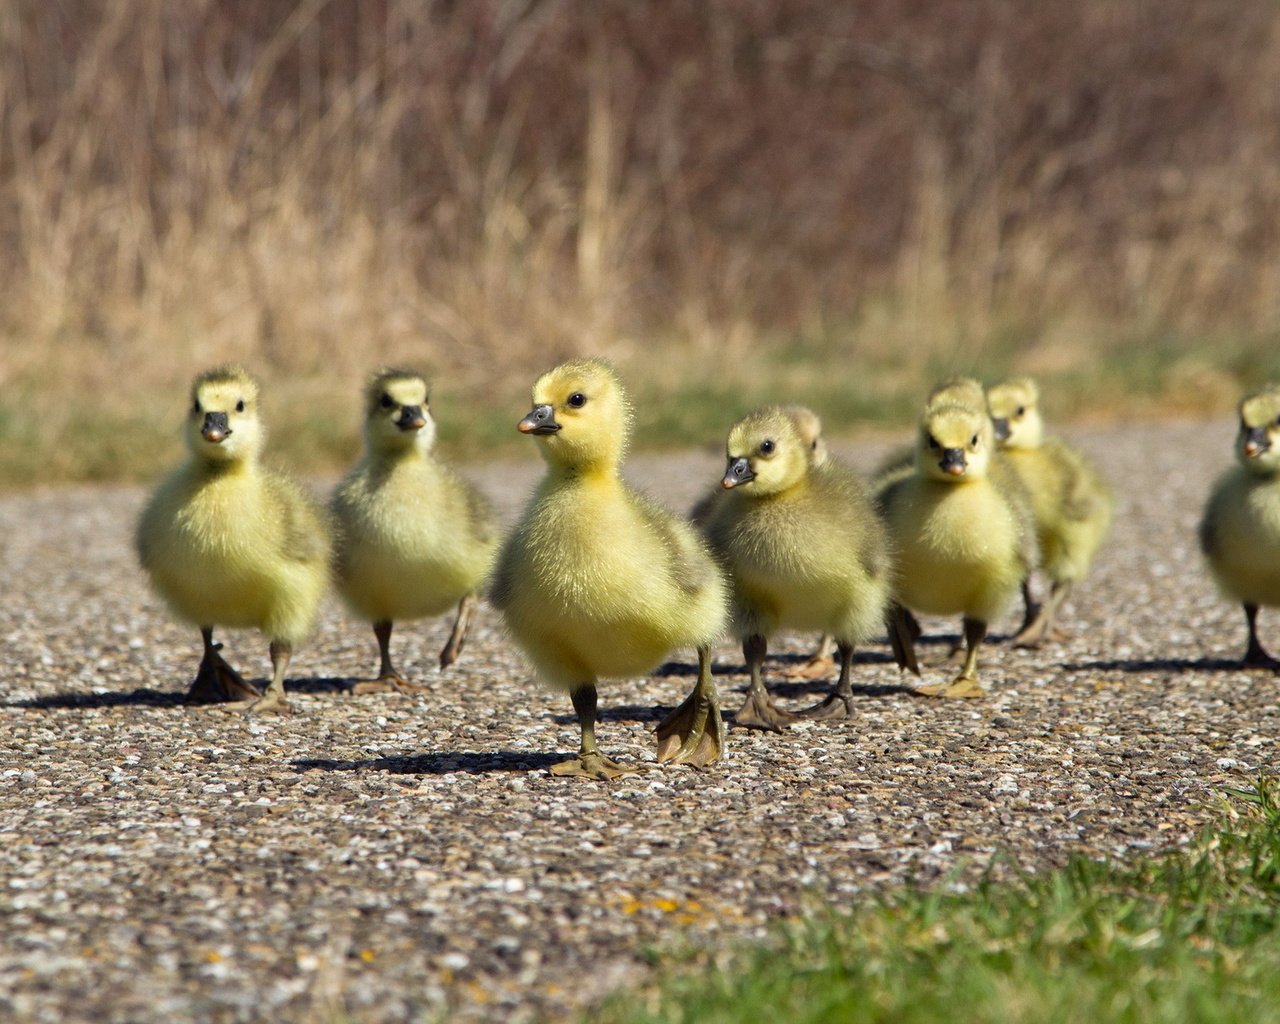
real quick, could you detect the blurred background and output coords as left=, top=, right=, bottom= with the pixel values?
left=2, top=0, right=1278, bottom=484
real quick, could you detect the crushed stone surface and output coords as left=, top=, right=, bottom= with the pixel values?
left=1, top=418, right=1273, bottom=1021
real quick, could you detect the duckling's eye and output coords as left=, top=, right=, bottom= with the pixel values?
left=192, top=400, right=201, bottom=415
left=380, top=394, right=394, bottom=409
left=235, top=399, right=245, bottom=413
left=1015, top=406, right=1025, bottom=418
left=927, top=435, right=940, bottom=450
left=971, top=433, right=980, bottom=447
left=567, top=392, right=587, bottom=409
left=759, top=439, right=776, bottom=456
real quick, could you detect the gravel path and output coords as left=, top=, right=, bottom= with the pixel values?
left=2, top=418, right=1273, bottom=1023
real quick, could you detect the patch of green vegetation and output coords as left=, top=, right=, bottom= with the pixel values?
left=592, top=780, right=1280, bottom=1024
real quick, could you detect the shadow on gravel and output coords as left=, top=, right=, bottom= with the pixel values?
left=1061, top=656, right=1249, bottom=674
left=551, top=703, right=667, bottom=725
left=4, top=676, right=369, bottom=711
left=293, top=752, right=564, bottom=775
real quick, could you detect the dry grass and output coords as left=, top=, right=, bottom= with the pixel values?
left=3, top=2, right=1280, bottom=485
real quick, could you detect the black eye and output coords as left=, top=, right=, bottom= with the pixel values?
left=927, top=435, right=940, bottom=450
left=192, top=400, right=201, bottom=415
left=1015, top=406, right=1025, bottom=417
left=380, top=394, right=394, bottom=409
left=971, top=434, right=980, bottom=447
left=760, top=439, right=776, bottom=455
left=567, top=392, right=587, bottom=409
left=235, top=399, right=245, bottom=413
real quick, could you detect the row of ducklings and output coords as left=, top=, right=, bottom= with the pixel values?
left=138, top=361, right=1116, bottom=778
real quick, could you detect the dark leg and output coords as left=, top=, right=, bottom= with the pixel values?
left=731, top=634, right=797, bottom=731
left=887, top=604, right=921, bottom=675
left=350, top=620, right=422, bottom=694
left=656, top=645, right=726, bottom=767
left=550, top=684, right=644, bottom=780
left=438, top=593, right=477, bottom=670
left=1243, top=603, right=1280, bottom=671
left=799, top=641, right=857, bottom=720
left=187, top=627, right=260, bottom=703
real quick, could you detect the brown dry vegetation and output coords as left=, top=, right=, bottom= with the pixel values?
left=2, top=1, right=1280, bottom=484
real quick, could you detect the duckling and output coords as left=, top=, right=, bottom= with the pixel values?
left=490, top=359, right=729, bottom=779
left=136, top=366, right=330, bottom=713
left=1200, top=384, right=1280, bottom=670
left=701, top=406, right=915, bottom=729
left=987, top=377, right=1114, bottom=646
left=331, top=370, right=499, bottom=692
left=877, top=400, right=1036, bottom=697
left=873, top=376, right=991, bottom=482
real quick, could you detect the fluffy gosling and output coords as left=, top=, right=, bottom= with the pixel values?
left=878, top=400, right=1036, bottom=697
left=1200, top=384, right=1280, bottom=670
left=136, top=366, right=330, bottom=713
left=987, top=377, right=1113, bottom=646
left=490, top=359, right=729, bottom=779
left=701, top=406, right=914, bottom=729
left=331, top=370, right=498, bottom=692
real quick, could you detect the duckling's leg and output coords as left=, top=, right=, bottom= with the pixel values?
left=731, top=634, right=798, bottom=732
left=438, top=593, right=477, bottom=670
left=798, top=641, right=857, bottom=720
left=656, top=645, right=726, bottom=767
left=1010, top=579, right=1055, bottom=647
left=1242, top=603, right=1280, bottom=671
left=350, top=620, right=420, bottom=694
left=244, top=640, right=293, bottom=714
left=915, top=618, right=987, bottom=698
left=187, top=627, right=261, bottom=703
left=551, top=684, right=644, bottom=780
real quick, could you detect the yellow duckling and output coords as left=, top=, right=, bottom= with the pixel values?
left=1200, top=384, right=1280, bottom=669
left=490, top=359, right=729, bottom=779
left=331, top=370, right=499, bottom=692
left=872, top=376, right=991, bottom=483
left=701, top=406, right=915, bottom=729
left=136, top=366, right=330, bottom=713
left=877, top=400, right=1036, bottom=697
left=987, top=377, right=1114, bottom=646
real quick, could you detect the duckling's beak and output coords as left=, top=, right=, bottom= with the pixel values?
left=939, top=448, right=966, bottom=475
left=201, top=412, right=231, bottom=443
left=1244, top=426, right=1271, bottom=458
left=991, top=418, right=1011, bottom=442
left=396, top=405, right=426, bottom=431
left=518, top=404, right=560, bottom=435
left=722, top=456, right=755, bottom=488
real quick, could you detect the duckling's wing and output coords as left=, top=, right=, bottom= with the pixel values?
left=457, top=472, right=499, bottom=546
left=1046, top=439, right=1112, bottom=523
left=992, top=456, right=1040, bottom=575
left=266, top=475, right=330, bottom=566
left=631, top=492, right=721, bottom=595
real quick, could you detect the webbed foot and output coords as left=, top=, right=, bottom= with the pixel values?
left=798, top=691, right=854, bottom=720
left=731, top=688, right=798, bottom=732
left=550, top=752, right=645, bottom=780
left=349, top=672, right=426, bottom=695
left=1242, top=647, right=1280, bottom=673
left=656, top=691, right=725, bottom=768
left=1010, top=610, right=1050, bottom=648
left=187, top=642, right=261, bottom=704
left=913, top=676, right=987, bottom=699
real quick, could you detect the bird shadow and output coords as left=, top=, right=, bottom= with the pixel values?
left=293, top=752, right=565, bottom=776
left=1059, top=656, right=1255, bottom=674
left=4, top=676, right=366, bottom=711
left=551, top=703, right=669, bottom=726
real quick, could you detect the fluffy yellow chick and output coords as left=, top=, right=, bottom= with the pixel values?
left=136, top=366, right=330, bottom=713
left=490, top=359, right=729, bottom=779
left=1200, top=384, right=1280, bottom=669
left=331, top=370, right=498, bottom=692
left=701, top=406, right=915, bottom=729
left=878, top=400, right=1036, bottom=696
left=987, top=377, right=1113, bottom=645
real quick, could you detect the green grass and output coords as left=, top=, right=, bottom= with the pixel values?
left=592, top=780, right=1280, bottom=1024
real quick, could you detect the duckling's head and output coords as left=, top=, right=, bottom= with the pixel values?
left=362, top=369, right=436, bottom=455
left=987, top=377, right=1043, bottom=449
left=519, top=358, right=631, bottom=472
left=185, top=365, right=263, bottom=465
left=926, top=376, right=988, bottom=413
left=722, top=406, right=810, bottom=496
left=781, top=405, right=829, bottom=467
left=917, top=402, right=994, bottom=482
left=1236, top=385, right=1280, bottom=475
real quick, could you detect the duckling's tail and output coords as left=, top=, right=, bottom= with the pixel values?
left=886, top=604, right=921, bottom=676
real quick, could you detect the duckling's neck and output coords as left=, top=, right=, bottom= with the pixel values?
left=545, top=460, right=619, bottom=487
left=193, top=454, right=257, bottom=481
